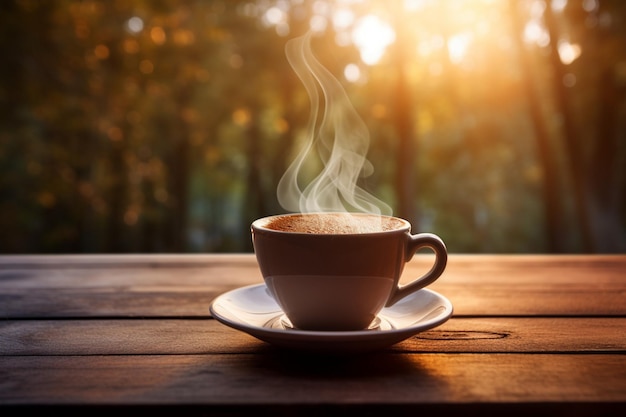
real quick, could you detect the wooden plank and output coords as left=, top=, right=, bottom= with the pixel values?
left=0, top=262, right=262, bottom=289
left=0, top=255, right=263, bottom=318
left=2, top=254, right=624, bottom=286
left=424, top=254, right=626, bottom=316
left=0, top=253, right=623, bottom=264
left=404, top=317, right=626, bottom=352
left=1, top=255, right=624, bottom=415
left=1, top=285, right=623, bottom=318
left=0, top=253, right=255, bottom=267
left=1, top=318, right=624, bottom=355
left=434, top=287, right=626, bottom=316
left=1, top=286, right=623, bottom=318
left=1, top=354, right=625, bottom=405
left=1, top=255, right=624, bottom=318
left=434, top=254, right=626, bottom=285
left=1, top=404, right=621, bottom=417
left=0, top=289, right=219, bottom=318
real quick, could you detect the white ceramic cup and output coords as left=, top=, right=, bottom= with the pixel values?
left=251, top=212, right=447, bottom=331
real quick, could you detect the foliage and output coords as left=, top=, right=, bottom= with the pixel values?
left=0, top=0, right=624, bottom=253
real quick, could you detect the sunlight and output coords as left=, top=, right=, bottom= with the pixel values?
left=6, top=0, right=624, bottom=255
left=404, top=0, right=431, bottom=11
left=263, top=6, right=290, bottom=36
left=258, top=0, right=514, bottom=67
left=552, top=0, right=568, bottom=12
left=344, top=63, right=361, bottom=82
left=126, top=16, right=143, bottom=34
left=447, top=32, right=472, bottom=64
left=558, top=40, right=582, bottom=65
left=417, top=35, right=445, bottom=57
left=332, top=7, right=354, bottom=29
left=582, top=0, right=598, bottom=12
left=264, top=6, right=286, bottom=25
left=351, top=14, right=395, bottom=65
left=310, top=15, right=328, bottom=32
left=523, top=20, right=550, bottom=47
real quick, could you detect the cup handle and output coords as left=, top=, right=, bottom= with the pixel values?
left=386, top=233, right=447, bottom=307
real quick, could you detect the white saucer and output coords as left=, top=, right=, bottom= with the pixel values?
left=209, top=284, right=453, bottom=352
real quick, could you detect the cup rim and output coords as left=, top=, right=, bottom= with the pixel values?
left=251, top=212, right=411, bottom=236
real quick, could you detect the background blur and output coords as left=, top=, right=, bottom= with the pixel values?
left=1, top=0, right=625, bottom=254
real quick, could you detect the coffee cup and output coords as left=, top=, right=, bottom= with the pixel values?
left=251, top=212, right=447, bottom=331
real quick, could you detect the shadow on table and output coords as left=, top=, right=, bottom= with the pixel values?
left=244, top=346, right=434, bottom=379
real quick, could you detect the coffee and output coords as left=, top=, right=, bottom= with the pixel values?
left=264, top=213, right=405, bottom=234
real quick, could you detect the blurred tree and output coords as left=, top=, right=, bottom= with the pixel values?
left=387, top=1, right=418, bottom=228
left=0, top=0, right=624, bottom=253
left=542, top=0, right=626, bottom=251
left=509, top=0, right=568, bottom=252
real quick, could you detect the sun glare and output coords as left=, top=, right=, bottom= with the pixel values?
left=126, top=16, right=144, bottom=34
left=524, top=20, right=550, bottom=47
left=258, top=0, right=553, bottom=68
left=447, top=33, right=472, bottom=64
left=344, top=63, right=361, bottom=82
left=351, top=14, right=395, bottom=65
left=558, top=40, right=581, bottom=65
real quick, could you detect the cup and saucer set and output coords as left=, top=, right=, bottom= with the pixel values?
left=210, top=283, right=453, bottom=352
left=210, top=213, right=453, bottom=353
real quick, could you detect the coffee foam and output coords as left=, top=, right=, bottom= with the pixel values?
left=264, top=213, right=404, bottom=234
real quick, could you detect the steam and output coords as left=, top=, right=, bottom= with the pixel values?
left=277, top=32, right=392, bottom=216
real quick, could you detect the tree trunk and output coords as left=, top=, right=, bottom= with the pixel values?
left=105, top=140, right=126, bottom=252
left=169, top=133, right=190, bottom=251
left=390, top=9, right=417, bottom=228
left=509, top=0, right=567, bottom=252
left=588, top=67, right=626, bottom=251
left=543, top=1, right=595, bottom=251
left=241, top=108, right=266, bottom=251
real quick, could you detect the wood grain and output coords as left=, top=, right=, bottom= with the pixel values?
left=1, top=318, right=624, bottom=355
left=1, top=255, right=625, bottom=318
left=1, top=254, right=625, bottom=415
left=1, top=354, right=625, bottom=405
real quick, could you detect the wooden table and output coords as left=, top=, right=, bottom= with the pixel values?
left=1, top=254, right=625, bottom=416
